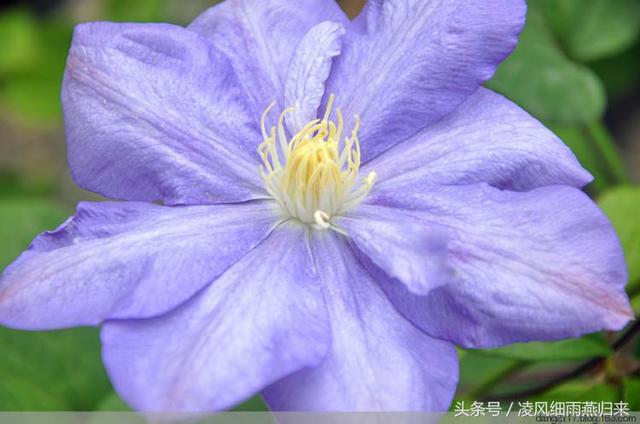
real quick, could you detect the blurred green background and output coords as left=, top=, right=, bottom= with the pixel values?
left=0, top=0, right=639, bottom=412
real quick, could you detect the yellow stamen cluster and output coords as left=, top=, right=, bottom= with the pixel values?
left=259, top=96, right=376, bottom=229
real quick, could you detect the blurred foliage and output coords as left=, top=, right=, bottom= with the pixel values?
left=480, top=334, right=611, bottom=362
left=0, top=8, right=70, bottom=123
left=462, top=0, right=640, bottom=406
left=541, top=0, right=640, bottom=62
left=450, top=0, right=640, bottom=409
left=105, top=0, right=166, bottom=22
left=533, top=381, right=618, bottom=404
left=0, top=172, right=58, bottom=200
left=95, top=392, right=130, bottom=412
left=488, top=0, right=639, bottom=194
left=0, top=0, right=208, bottom=124
left=0, top=0, right=639, bottom=413
left=625, top=378, right=640, bottom=411
left=0, top=198, right=111, bottom=411
left=487, top=1, right=607, bottom=125
left=0, top=327, right=110, bottom=410
left=600, top=187, right=640, bottom=288
left=0, top=198, right=69, bottom=269
left=591, top=42, right=640, bottom=100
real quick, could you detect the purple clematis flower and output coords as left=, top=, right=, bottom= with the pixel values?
left=0, top=0, right=634, bottom=412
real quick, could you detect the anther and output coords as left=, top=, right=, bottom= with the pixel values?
left=258, top=95, right=376, bottom=228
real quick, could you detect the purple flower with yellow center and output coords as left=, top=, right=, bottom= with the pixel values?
left=0, top=0, right=634, bottom=412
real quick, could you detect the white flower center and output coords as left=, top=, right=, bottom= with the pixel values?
left=258, top=95, right=376, bottom=230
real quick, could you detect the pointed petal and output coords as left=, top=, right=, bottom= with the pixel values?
left=285, top=21, right=345, bottom=134
left=263, top=232, right=458, bottom=411
left=102, top=224, right=330, bottom=412
left=369, top=184, right=633, bottom=348
left=188, top=0, right=348, bottom=123
left=63, top=22, right=263, bottom=204
left=326, top=0, right=526, bottom=161
left=365, top=88, right=591, bottom=191
left=0, top=201, right=278, bottom=329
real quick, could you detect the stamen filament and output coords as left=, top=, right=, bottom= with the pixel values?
left=258, top=95, right=376, bottom=228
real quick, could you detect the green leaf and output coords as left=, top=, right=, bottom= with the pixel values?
left=624, top=378, right=640, bottom=411
left=106, top=0, right=166, bottom=22
left=547, top=124, right=612, bottom=193
left=533, top=381, right=618, bottom=403
left=0, top=377, right=67, bottom=411
left=0, top=8, right=39, bottom=76
left=96, top=392, right=132, bottom=411
left=548, top=122, right=629, bottom=192
left=633, top=296, right=640, bottom=319
left=0, top=327, right=112, bottom=410
left=1, top=75, right=62, bottom=122
left=487, top=2, right=606, bottom=125
left=479, top=334, right=611, bottom=362
left=0, top=199, right=109, bottom=411
left=457, top=351, right=521, bottom=393
left=232, top=395, right=269, bottom=412
left=0, top=16, right=71, bottom=123
left=599, top=186, right=640, bottom=288
left=0, top=172, right=57, bottom=199
left=590, top=42, right=640, bottom=100
left=541, top=0, right=640, bottom=62
left=95, top=391, right=270, bottom=412
left=0, top=198, right=70, bottom=269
